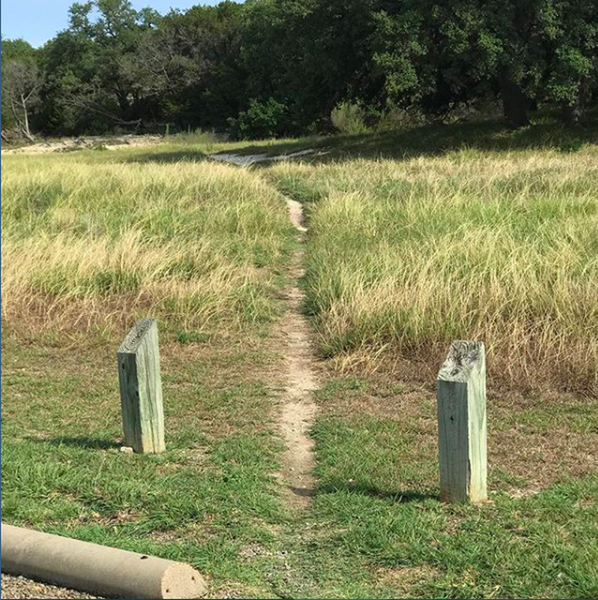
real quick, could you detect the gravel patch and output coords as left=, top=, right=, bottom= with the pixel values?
left=1, top=574, right=101, bottom=599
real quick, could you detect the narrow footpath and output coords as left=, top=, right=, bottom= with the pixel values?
left=278, top=197, right=319, bottom=508
left=212, top=152, right=319, bottom=509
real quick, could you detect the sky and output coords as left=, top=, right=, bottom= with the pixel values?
left=1, top=0, right=228, bottom=47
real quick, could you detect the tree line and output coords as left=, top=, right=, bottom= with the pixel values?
left=2, top=0, right=597, bottom=140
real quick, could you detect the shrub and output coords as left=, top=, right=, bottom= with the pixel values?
left=229, top=98, right=288, bottom=140
left=330, top=102, right=370, bottom=135
left=170, top=128, right=220, bottom=145
left=376, top=103, right=425, bottom=131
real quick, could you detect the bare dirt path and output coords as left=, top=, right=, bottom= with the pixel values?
left=209, top=152, right=319, bottom=508
left=278, top=197, right=319, bottom=508
left=1, top=134, right=162, bottom=155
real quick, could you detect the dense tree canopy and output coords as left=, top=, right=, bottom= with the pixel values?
left=1, top=0, right=597, bottom=139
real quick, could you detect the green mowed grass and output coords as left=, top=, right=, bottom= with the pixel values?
left=1, top=144, right=296, bottom=597
left=293, top=376, right=598, bottom=598
left=1, top=337, right=288, bottom=597
left=2, top=124, right=598, bottom=598
left=303, top=475, right=598, bottom=598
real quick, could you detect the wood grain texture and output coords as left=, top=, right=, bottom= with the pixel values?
left=437, top=341, right=487, bottom=503
left=118, top=318, right=165, bottom=454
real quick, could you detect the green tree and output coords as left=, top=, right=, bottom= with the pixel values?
left=372, top=0, right=597, bottom=127
left=8, top=0, right=597, bottom=137
left=239, top=0, right=384, bottom=134
left=150, top=1, right=245, bottom=130
left=542, top=0, right=598, bottom=123
left=228, top=97, right=288, bottom=139
left=238, top=0, right=313, bottom=132
left=41, top=0, right=160, bottom=134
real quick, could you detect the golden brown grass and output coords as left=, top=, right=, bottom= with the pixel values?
left=1, top=152, right=292, bottom=336
left=267, top=147, right=598, bottom=394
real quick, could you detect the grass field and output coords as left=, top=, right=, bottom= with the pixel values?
left=266, top=139, right=598, bottom=396
left=1, top=144, right=296, bottom=597
left=1, top=149, right=292, bottom=337
left=2, top=120, right=598, bottom=598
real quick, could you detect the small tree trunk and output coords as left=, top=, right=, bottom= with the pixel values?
left=498, top=71, right=530, bottom=128
left=562, top=104, right=581, bottom=126
left=19, top=94, right=35, bottom=142
left=116, top=86, right=131, bottom=117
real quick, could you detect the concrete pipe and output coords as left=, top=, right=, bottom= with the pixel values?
left=1, top=524, right=207, bottom=599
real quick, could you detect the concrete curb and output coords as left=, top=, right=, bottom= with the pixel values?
left=1, top=524, right=207, bottom=599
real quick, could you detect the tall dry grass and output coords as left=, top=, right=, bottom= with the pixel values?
left=268, top=148, right=598, bottom=394
left=1, top=153, right=292, bottom=336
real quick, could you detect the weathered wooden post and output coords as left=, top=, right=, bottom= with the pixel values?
left=118, top=318, right=165, bottom=454
left=436, top=340, right=487, bottom=503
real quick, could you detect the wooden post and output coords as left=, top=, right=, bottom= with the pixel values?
left=436, top=340, right=487, bottom=503
left=118, top=318, right=165, bottom=454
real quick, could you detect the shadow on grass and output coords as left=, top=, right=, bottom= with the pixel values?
left=223, top=135, right=329, bottom=158
left=235, top=117, right=598, bottom=166
left=27, top=436, right=121, bottom=450
left=107, top=117, right=598, bottom=169
left=289, top=485, right=316, bottom=499
left=125, top=150, right=209, bottom=164
left=318, top=481, right=437, bottom=503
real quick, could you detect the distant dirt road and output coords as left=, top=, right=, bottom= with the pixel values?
left=1, top=135, right=162, bottom=155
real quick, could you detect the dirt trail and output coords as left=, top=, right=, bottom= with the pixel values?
left=279, top=197, right=318, bottom=508
left=1, top=135, right=162, bottom=155
left=210, top=148, right=314, bottom=167
left=210, top=152, right=319, bottom=508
